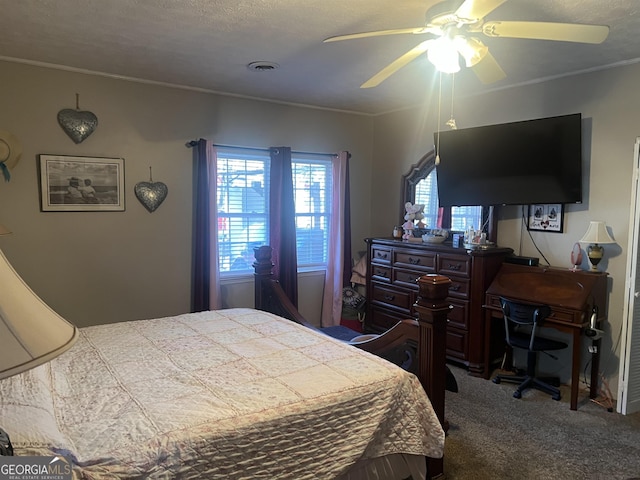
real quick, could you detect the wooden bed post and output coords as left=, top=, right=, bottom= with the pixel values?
left=253, top=245, right=274, bottom=310
left=413, top=273, right=451, bottom=480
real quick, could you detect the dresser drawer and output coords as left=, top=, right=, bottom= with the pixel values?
left=371, top=264, right=392, bottom=282
left=371, top=283, right=413, bottom=313
left=438, top=254, right=471, bottom=278
left=447, top=276, right=470, bottom=299
left=446, top=326, right=469, bottom=361
left=447, top=298, right=469, bottom=330
left=371, top=246, right=392, bottom=264
left=393, top=268, right=423, bottom=289
left=394, top=250, right=436, bottom=272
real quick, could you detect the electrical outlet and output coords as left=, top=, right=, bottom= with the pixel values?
left=589, top=345, right=598, bottom=354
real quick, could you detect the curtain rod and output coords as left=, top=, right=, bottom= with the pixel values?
left=185, top=140, right=337, bottom=158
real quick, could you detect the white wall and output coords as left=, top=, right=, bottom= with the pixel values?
left=0, top=60, right=373, bottom=327
left=372, top=62, right=640, bottom=396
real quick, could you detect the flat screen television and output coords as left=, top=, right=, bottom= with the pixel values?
left=434, top=113, right=583, bottom=207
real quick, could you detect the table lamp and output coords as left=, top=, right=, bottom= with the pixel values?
left=0, top=224, right=78, bottom=453
left=579, top=221, right=615, bottom=272
left=0, top=226, right=78, bottom=379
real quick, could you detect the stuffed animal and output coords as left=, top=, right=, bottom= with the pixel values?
left=404, top=202, right=425, bottom=225
left=402, top=220, right=414, bottom=240
left=402, top=202, right=425, bottom=239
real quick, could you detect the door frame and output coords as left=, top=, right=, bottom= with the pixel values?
left=618, top=137, right=640, bottom=414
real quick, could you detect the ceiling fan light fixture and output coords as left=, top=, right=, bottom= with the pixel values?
left=454, top=36, right=489, bottom=67
left=427, top=36, right=460, bottom=74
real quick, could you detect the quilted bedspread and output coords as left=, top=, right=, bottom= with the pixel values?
left=0, top=308, right=444, bottom=479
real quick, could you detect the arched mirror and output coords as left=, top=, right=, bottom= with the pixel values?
left=401, top=150, right=438, bottom=224
left=401, top=150, right=497, bottom=241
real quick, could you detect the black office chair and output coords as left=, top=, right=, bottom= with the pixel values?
left=492, top=297, right=568, bottom=401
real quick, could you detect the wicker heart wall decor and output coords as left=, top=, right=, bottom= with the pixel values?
left=134, top=167, right=168, bottom=213
left=57, top=94, right=98, bottom=144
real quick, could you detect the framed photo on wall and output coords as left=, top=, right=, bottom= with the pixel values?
left=527, top=204, right=564, bottom=233
left=38, top=155, right=125, bottom=212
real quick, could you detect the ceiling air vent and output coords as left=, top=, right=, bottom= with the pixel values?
left=247, top=61, right=279, bottom=72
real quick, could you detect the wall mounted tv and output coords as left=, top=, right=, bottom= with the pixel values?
left=435, top=113, right=583, bottom=207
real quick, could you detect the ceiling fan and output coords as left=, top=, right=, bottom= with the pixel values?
left=324, top=0, right=609, bottom=88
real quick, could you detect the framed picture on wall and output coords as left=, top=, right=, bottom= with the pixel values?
left=527, top=203, right=564, bottom=233
left=38, top=155, right=125, bottom=212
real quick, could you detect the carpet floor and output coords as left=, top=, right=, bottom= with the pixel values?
left=442, top=365, right=640, bottom=480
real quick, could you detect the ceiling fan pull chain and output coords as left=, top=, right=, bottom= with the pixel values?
left=446, top=73, right=458, bottom=130
left=435, top=71, right=442, bottom=166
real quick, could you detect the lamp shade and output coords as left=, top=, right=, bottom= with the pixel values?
left=0, top=247, right=78, bottom=380
left=579, top=221, right=615, bottom=245
left=454, top=36, right=489, bottom=67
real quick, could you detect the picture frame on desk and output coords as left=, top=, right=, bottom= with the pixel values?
left=527, top=204, right=564, bottom=233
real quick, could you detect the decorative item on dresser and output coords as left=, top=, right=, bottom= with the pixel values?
left=365, top=237, right=512, bottom=377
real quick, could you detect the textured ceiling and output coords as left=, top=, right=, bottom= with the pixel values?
left=1, top=0, right=639, bottom=115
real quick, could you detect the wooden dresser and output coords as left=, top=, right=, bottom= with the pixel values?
left=365, top=237, right=512, bottom=376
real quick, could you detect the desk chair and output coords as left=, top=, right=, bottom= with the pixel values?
left=492, top=297, right=568, bottom=401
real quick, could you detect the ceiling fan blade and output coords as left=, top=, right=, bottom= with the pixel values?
left=455, top=0, right=508, bottom=21
left=470, top=50, right=506, bottom=84
left=361, top=41, right=433, bottom=88
left=324, top=27, right=437, bottom=43
left=482, top=21, right=609, bottom=44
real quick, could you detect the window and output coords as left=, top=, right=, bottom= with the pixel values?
left=216, top=151, right=269, bottom=273
left=293, top=158, right=332, bottom=268
left=414, top=169, right=483, bottom=232
left=216, top=149, right=332, bottom=274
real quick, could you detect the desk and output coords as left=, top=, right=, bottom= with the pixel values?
left=484, top=263, right=608, bottom=410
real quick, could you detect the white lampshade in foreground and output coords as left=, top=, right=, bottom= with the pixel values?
left=0, top=247, right=78, bottom=380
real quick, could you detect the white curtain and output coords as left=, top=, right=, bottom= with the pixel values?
left=321, top=151, right=350, bottom=327
left=208, top=145, right=222, bottom=309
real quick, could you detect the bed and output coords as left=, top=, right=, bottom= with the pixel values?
left=0, top=247, right=449, bottom=480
